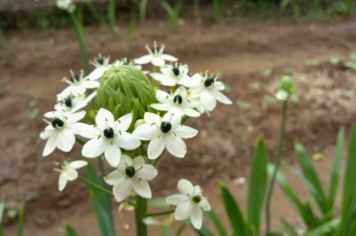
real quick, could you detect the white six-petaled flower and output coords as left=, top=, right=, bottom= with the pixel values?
left=56, top=0, right=74, bottom=11
left=133, top=112, right=198, bottom=159
left=190, top=73, right=232, bottom=113
left=81, top=108, right=141, bottom=167
left=56, top=160, right=87, bottom=191
left=151, top=87, right=200, bottom=118
left=134, top=41, right=177, bottom=67
left=87, top=54, right=112, bottom=81
left=40, top=110, right=88, bottom=156
left=150, top=64, right=195, bottom=87
left=54, top=91, right=96, bottom=114
left=104, top=155, right=158, bottom=202
left=166, top=179, right=211, bottom=229
left=59, top=70, right=99, bottom=97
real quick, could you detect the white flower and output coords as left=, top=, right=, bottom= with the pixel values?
left=52, top=92, right=96, bottom=114
left=151, top=87, right=200, bottom=118
left=275, top=90, right=289, bottom=101
left=150, top=64, right=196, bottom=87
left=56, top=160, right=87, bottom=191
left=81, top=108, right=141, bottom=167
left=166, top=179, right=211, bottom=229
left=59, top=70, right=99, bottom=97
left=134, top=41, right=177, bottom=67
left=56, top=0, right=75, bottom=11
left=40, top=110, right=88, bottom=156
left=190, top=74, right=232, bottom=112
left=133, top=112, right=198, bottom=159
left=87, top=55, right=112, bottom=81
left=104, top=155, right=158, bottom=202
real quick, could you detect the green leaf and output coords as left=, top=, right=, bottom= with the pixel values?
left=247, top=136, right=268, bottom=234
left=65, top=223, right=79, bottom=236
left=161, top=226, right=170, bottom=236
left=174, top=223, right=186, bottom=236
left=280, top=218, right=299, bottom=236
left=295, top=142, right=328, bottom=214
left=304, top=219, right=340, bottom=236
left=16, top=203, right=25, bottom=236
left=196, top=225, right=215, bottom=236
left=86, top=163, right=116, bottom=236
left=206, top=211, right=228, bottom=236
left=339, top=126, right=356, bottom=235
left=328, top=128, right=345, bottom=209
left=267, top=164, right=316, bottom=228
left=219, top=183, right=246, bottom=236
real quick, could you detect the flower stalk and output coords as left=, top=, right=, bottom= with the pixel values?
left=78, top=176, right=113, bottom=197
left=135, top=196, right=148, bottom=236
left=265, top=100, right=288, bottom=235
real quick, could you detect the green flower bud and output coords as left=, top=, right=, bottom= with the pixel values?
left=277, top=75, right=295, bottom=95
left=88, top=65, right=156, bottom=129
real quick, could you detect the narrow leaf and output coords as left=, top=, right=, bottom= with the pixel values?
left=65, top=223, right=79, bottom=236
left=206, top=211, right=228, bottom=236
left=304, top=219, right=339, bottom=236
left=196, top=225, right=214, bottom=236
left=219, top=183, right=246, bottom=236
left=16, top=203, right=25, bottom=236
left=247, top=136, right=268, bottom=234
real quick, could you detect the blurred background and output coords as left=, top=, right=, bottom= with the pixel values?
left=1, top=0, right=356, bottom=235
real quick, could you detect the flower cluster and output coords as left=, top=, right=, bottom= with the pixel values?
left=40, top=42, right=231, bottom=229
left=56, top=0, right=75, bottom=12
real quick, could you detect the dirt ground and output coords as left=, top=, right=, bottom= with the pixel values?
left=1, top=18, right=356, bottom=235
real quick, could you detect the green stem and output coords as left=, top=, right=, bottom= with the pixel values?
left=135, top=196, right=148, bottom=236
left=69, top=12, right=89, bottom=73
left=79, top=176, right=113, bottom=197
left=265, top=101, right=288, bottom=235
left=108, top=0, right=118, bottom=33
left=145, top=209, right=174, bottom=217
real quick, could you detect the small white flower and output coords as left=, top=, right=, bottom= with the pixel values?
left=151, top=87, right=200, bottom=118
left=190, top=73, right=232, bottom=112
left=150, top=64, right=196, bottom=87
left=166, top=179, right=211, bottom=229
left=87, top=54, right=112, bottom=81
left=275, top=90, right=289, bottom=101
left=56, top=0, right=75, bottom=11
left=40, top=110, right=88, bottom=156
left=52, top=92, right=96, bottom=114
left=134, top=41, right=177, bottom=67
left=56, top=160, right=87, bottom=191
left=104, top=155, right=158, bottom=202
left=81, top=108, right=141, bottom=167
left=59, top=70, right=99, bottom=97
left=133, top=112, right=198, bottom=159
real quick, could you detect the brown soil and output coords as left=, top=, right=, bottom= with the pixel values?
left=1, top=18, right=356, bottom=235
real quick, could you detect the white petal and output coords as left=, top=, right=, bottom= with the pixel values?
left=58, top=173, right=68, bottom=191
left=71, top=123, right=99, bottom=139
left=164, top=134, right=187, bottom=158
left=116, top=132, right=141, bottom=150
left=133, top=155, right=145, bottom=168
left=134, top=55, right=152, bottom=65
left=190, top=206, right=203, bottom=229
left=113, top=178, right=132, bottom=202
left=116, top=113, right=133, bottom=131
left=151, top=103, right=170, bottom=111
left=155, top=90, right=170, bottom=103
left=161, top=54, right=178, bottom=62
left=133, top=124, right=159, bottom=141
left=63, top=168, right=78, bottom=181
left=40, top=126, right=56, bottom=140
left=69, top=160, right=88, bottom=169
left=118, top=154, right=133, bottom=171
left=183, top=108, right=201, bottom=117
left=67, top=110, right=86, bottom=123
left=144, top=112, right=161, bottom=124
left=133, top=180, right=152, bottom=199
left=104, top=144, right=121, bottom=167
left=201, top=91, right=217, bottom=111
left=136, top=164, right=158, bottom=180
left=82, top=137, right=108, bottom=158
left=56, top=130, right=75, bottom=152
left=82, top=80, right=100, bottom=89
left=152, top=57, right=165, bottom=67
left=104, top=170, right=125, bottom=185
left=88, top=67, right=106, bottom=80
left=215, top=91, right=232, bottom=105
left=175, top=201, right=193, bottom=220
left=178, top=179, right=194, bottom=195
left=43, top=135, right=57, bottom=156
left=96, top=108, right=115, bottom=130
left=175, top=126, right=198, bottom=139
left=147, top=137, right=165, bottom=160
left=166, top=194, right=189, bottom=206
left=199, top=199, right=211, bottom=211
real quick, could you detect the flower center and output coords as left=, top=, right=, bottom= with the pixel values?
left=160, top=121, right=172, bottom=133
left=151, top=45, right=161, bottom=53
left=64, top=97, right=72, bottom=107
left=70, top=74, right=80, bottom=83
left=125, top=166, right=136, bottom=178
left=172, top=67, right=180, bottom=76
left=204, top=77, right=215, bottom=88
left=173, top=95, right=183, bottom=105
left=51, top=118, right=64, bottom=128
left=96, top=57, right=104, bottom=65
left=192, top=196, right=201, bottom=203
left=103, top=127, right=114, bottom=139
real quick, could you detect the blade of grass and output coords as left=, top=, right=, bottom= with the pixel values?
left=247, top=136, right=268, bottom=234
left=219, top=183, right=246, bottom=236
left=174, top=223, right=186, bottom=236
left=139, top=0, right=148, bottom=23
left=65, top=223, right=79, bottom=236
left=16, top=203, right=25, bottom=236
left=304, top=218, right=340, bottom=236
left=196, top=225, right=214, bottom=236
left=206, top=211, right=228, bottom=236
left=0, top=199, right=4, bottom=236
left=280, top=218, right=299, bottom=236
left=328, top=128, right=345, bottom=209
